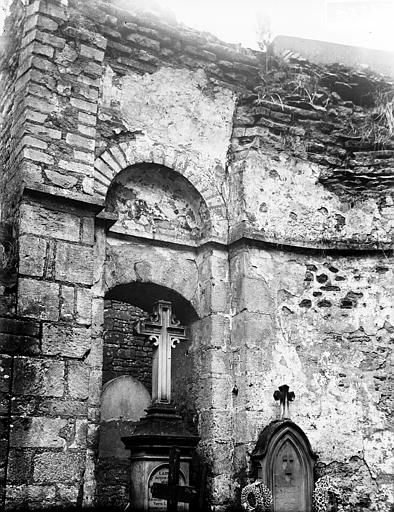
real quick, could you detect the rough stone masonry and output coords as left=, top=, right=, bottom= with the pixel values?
left=0, top=0, right=393, bottom=510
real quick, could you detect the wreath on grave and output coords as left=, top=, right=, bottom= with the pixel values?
left=241, top=481, right=272, bottom=512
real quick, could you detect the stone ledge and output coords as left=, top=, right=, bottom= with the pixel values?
left=22, top=183, right=105, bottom=213
left=229, top=226, right=394, bottom=253
left=108, top=225, right=393, bottom=253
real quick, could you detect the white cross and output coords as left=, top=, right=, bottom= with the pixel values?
left=136, top=300, right=187, bottom=404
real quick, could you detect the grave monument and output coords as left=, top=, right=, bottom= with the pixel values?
left=122, top=301, right=199, bottom=512
left=250, top=386, right=316, bottom=512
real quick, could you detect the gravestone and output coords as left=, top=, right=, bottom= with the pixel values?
left=251, top=386, right=316, bottom=512
left=99, top=376, right=151, bottom=459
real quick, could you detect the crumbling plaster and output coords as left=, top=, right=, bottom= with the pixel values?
left=234, top=150, right=393, bottom=247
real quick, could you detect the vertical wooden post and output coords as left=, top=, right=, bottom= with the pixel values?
left=167, top=446, right=181, bottom=512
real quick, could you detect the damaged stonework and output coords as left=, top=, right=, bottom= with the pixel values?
left=230, top=55, right=394, bottom=249
left=101, top=66, right=236, bottom=164
left=230, top=246, right=393, bottom=511
left=106, top=163, right=211, bottom=242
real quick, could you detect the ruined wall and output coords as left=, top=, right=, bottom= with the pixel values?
left=230, top=246, right=393, bottom=510
left=0, top=0, right=392, bottom=511
left=0, top=0, right=26, bottom=223
left=230, top=58, right=394, bottom=248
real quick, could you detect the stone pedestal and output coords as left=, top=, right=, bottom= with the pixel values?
left=122, top=403, right=200, bottom=512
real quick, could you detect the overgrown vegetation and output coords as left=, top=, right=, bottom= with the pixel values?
left=254, top=49, right=394, bottom=149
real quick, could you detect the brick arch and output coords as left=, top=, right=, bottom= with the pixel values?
left=94, top=138, right=227, bottom=239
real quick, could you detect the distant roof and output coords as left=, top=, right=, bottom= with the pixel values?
left=274, top=35, right=394, bottom=79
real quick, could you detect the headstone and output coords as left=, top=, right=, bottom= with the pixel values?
left=99, top=376, right=151, bottom=459
left=251, top=389, right=316, bottom=512
left=101, top=375, right=151, bottom=421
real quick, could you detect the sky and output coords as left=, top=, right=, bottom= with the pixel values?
left=158, top=0, right=394, bottom=52
left=0, top=0, right=394, bottom=52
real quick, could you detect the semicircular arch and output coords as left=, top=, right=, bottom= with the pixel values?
left=94, top=137, right=227, bottom=241
left=105, top=281, right=199, bottom=325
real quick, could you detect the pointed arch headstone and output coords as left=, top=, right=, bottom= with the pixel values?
left=251, top=420, right=317, bottom=512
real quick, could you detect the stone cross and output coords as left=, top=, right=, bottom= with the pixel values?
left=136, top=300, right=187, bottom=404
left=273, top=384, right=295, bottom=419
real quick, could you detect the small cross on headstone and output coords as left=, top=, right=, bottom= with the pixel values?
left=273, top=384, right=295, bottom=419
left=151, top=447, right=197, bottom=512
left=136, top=300, right=187, bottom=404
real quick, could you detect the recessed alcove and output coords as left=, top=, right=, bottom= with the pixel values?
left=96, top=282, right=199, bottom=508
left=105, top=163, right=211, bottom=242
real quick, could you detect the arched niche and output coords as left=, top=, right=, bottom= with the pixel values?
left=104, top=282, right=199, bottom=430
left=251, top=420, right=316, bottom=512
left=105, top=163, right=212, bottom=242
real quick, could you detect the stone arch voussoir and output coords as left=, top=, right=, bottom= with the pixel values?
left=94, top=138, right=227, bottom=236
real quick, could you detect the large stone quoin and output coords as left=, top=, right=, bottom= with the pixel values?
left=0, top=0, right=393, bottom=511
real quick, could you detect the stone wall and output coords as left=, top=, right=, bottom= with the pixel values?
left=0, top=0, right=392, bottom=511
left=229, top=245, right=393, bottom=510
left=103, top=300, right=152, bottom=390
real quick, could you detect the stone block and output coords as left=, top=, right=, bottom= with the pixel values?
left=44, top=169, right=78, bottom=189
left=0, top=357, right=12, bottom=393
left=13, top=357, right=65, bottom=397
left=0, top=316, right=40, bottom=339
left=42, top=323, right=91, bottom=358
left=58, top=159, right=93, bottom=175
left=6, top=484, right=56, bottom=503
left=33, top=451, right=84, bottom=483
left=91, top=298, right=104, bottom=337
left=76, top=288, right=92, bottom=325
left=7, top=449, right=33, bottom=483
left=18, top=235, right=47, bottom=277
left=38, top=1, right=68, bottom=20
left=56, top=483, right=79, bottom=502
left=81, top=217, right=95, bottom=245
left=82, top=176, right=94, bottom=194
left=78, top=112, right=96, bottom=126
left=60, top=285, right=75, bottom=321
left=21, top=134, right=48, bottom=149
left=70, top=97, right=97, bottom=113
left=18, top=278, right=59, bottom=321
left=69, top=419, right=88, bottom=449
left=20, top=203, right=80, bottom=242
left=65, top=132, right=95, bottom=150
left=11, top=396, right=87, bottom=418
left=88, top=368, right=102, bottom=406
left=74, top=150, right=95, bottom=164
left=78, top=124, right=96, bottom=137
left=10, top=417, right=68, bottom=448
left=85, top=336, right=103, bottom=367
left=23, top=147, right=54, bottom=164
left=67, top=361, right=89, bottom=399
left=0, top=392, right=8, bottom=414
left=80, top=44, right=105, bottom=61
left=55, top=242, right=93, bottom=285
left=0, top=333, right=40, bottom=355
